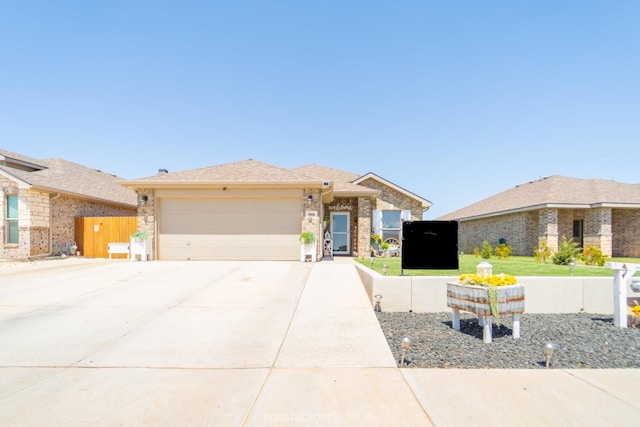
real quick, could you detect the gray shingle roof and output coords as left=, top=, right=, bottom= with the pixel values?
left=125, top=159, right=322, bottom=185
left=0, top=149, right=136, bottom=207
left=291, top=164, right=378, bottom=195
left=438, top=175, right=640, bottom=221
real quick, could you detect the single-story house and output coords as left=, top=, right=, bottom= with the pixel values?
left=0, top=149, right=137, bottom=260
left=437, top=175, right=640, bottom=257
left=119, top=159, right=431, bottom=261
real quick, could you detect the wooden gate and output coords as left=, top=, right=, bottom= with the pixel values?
left=75, top=217, right=138, bottom=258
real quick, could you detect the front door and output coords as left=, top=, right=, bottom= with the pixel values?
left=331, top=212, right=350, bottom=255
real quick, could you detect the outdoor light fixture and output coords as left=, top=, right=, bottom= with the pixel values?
left=370, top=257, right=375, bottom=267
left=382, top=264, right=388, bottom=275
left=374, top=294, right=382, bottom=312
left=569, top=258, right=576, bottom=276
left=399, top=336, right=412, bottom=367
left=139, top=195, right=148, bottom=207
left=307, top=195, right=313, bottom=207
left=543, top=342, right=556, bottom=368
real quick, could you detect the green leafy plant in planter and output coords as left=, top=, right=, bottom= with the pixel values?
left=131, top=231, right=149, bottom=241
left=299, top=231, right=316, bottom=245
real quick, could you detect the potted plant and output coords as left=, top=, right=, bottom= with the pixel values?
left=130, top=231, right=150, bottom=262
left=381, top=241, right=390, bottom=257
left=299, top=231, right=316, bottom=262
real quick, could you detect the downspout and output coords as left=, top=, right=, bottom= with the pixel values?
left=49, top=193, right=61, bottom=255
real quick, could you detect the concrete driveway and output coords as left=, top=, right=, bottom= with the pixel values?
left=0, top=258, right=426, bottom=426
left=2, top=258, right=640, bottom=426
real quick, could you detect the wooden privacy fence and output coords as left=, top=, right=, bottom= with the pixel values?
left=75, top=217, right=138, bottom=258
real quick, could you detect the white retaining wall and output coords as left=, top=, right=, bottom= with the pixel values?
left=355, top=264, right=633, bottom=314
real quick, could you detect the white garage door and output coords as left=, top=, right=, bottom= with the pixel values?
left=159, top=198, right=302, bottom=260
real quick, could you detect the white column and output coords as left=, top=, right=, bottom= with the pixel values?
left=483, top=316, right=493, bottom=343
left=452, top=309, right=460, bottom=331
left=613, top=269, right=627, bottom=328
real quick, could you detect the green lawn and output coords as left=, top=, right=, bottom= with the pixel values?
left=354, top=254, right=640, bottom=277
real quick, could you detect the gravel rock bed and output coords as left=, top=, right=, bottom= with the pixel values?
left=376, top=312, right=640, bottom=369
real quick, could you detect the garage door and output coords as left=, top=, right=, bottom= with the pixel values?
left=158, top=198, right=302, bottom=260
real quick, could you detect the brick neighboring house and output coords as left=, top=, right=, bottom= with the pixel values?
left=0, top=149, right=137, bottom=260
left=437, top=175, right=640, bottom=257
left=119, top=160, right=431, bottom=261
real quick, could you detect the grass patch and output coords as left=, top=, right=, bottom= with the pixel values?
left=354, top=254, right=640, bottom=277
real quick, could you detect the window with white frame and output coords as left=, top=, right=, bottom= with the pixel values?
left=6, top=194, right=18, bottom=244
left=373, top=209, right=411, bottom=246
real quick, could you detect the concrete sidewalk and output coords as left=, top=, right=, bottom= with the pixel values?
left=0, top=257, right=639, bottom=426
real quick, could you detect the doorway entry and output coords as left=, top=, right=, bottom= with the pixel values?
left=331, top=212, right=350, bottom=255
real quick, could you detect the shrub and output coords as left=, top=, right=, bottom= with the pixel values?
left=533, top=241, right=552, bottom=263
left=480, top=240, right=492, bottom=259
left=473, top=247, right=481, bottom=257
left=581, top=245, right=607, bottom=266
left=552, top=236, right=581, bottom=265
left=494, top=243, right=512, bottom=259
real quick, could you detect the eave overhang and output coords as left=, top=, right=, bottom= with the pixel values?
left=456, top=202, right=640, bottom=222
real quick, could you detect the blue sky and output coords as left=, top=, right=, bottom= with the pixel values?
left=1, top=1, right=638, bottom=218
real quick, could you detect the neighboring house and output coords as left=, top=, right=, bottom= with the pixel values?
left=0, top=149, right=137, bottom=260
left=437, top=175, right=640, bottom=257
left=119, top=159, right=431, bottom=261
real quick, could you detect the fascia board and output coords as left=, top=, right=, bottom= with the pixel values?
left=117, top=179, right=327, bottom=190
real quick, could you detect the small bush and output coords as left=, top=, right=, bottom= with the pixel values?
left=473, top=247, right=481, bottom=257
left=533, top=241, right=552, bottom=263
left=495, top=243, right=512, bottom=259
left=480, top=240, right=493, bottom=259
left=552, top=236, right=581, bottom=265
left=581, top=245, right=607, bottom=266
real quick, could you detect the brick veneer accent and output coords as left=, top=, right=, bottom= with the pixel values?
left=539, top=209, right=559, bottom=253
left=301, top=189, right=322, bottom=259
left=613, top=209, right=640, bottom=257
left=459, top=212, right=534, bottom=256
left=136, top=189, right=156, bottom=259
left=358, top=197, right=372, bottom=258
left=583, top=208, right=613, bottom=256
left=357, top=178, right=424, bottom=219
left=458, top=207, right=640, bottom=257
left=0, top=181, right=136, bottom=260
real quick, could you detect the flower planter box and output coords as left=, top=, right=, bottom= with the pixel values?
left=300, top=243, right=317, bottom=263
left=130, top=237, right=151, bottom=262
left=446, top=282, right=525, bottom=343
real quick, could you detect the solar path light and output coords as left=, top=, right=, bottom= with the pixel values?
left=543, top=343, right=556, bottom=368
left=398, top=336, right=412, bottom=367
left=374, top=294, right=382, bottom=312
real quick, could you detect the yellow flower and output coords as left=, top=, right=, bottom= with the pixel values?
left=458, top=273, right=517, bottom=287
